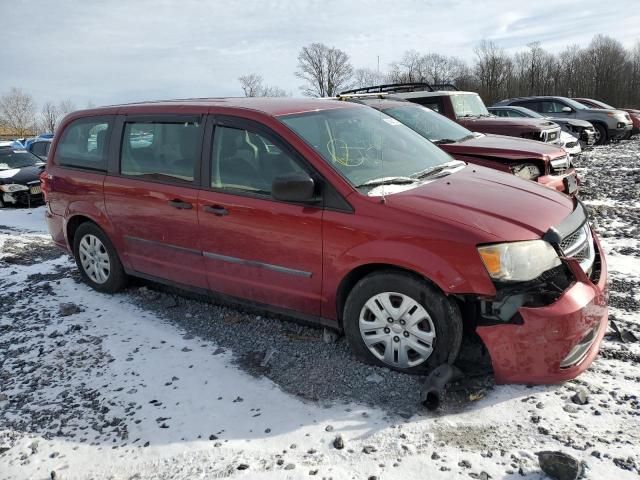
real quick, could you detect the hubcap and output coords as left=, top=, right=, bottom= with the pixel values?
left=358, top=292, right=436, bottom=369
left=79, top=234, right=111, bottom=284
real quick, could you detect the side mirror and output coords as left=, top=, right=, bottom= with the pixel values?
left=272, top=172, right=317, bottom=203
left=561, top=106, right=572, bottom=113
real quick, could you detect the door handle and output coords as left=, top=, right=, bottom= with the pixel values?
left=168, top=199, right=193, bottom=210
left=204, top=205, right=229, bottom=216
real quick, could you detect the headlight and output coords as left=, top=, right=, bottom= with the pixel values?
left=0, top=184, right=29, bottom=193
left=512, top=163, right=541, bottom=180
left=478, top=240, right=561, bottom=282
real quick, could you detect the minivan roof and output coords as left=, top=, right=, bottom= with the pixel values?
left=73, top=97, right=357, bottom=118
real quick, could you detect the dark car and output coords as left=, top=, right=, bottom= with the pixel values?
left=43, top=98, right=607, bottom=384
left=493, top=96, right=633, bottom=145
left=338, top=96, right=578, bottom=195
left=341, top=83, right=563, bottom=145
left=573, top=98, right=640, bottom=138
left=0, top=144, right=46, bottom=208
left=488, top=105, right=596, bottom=149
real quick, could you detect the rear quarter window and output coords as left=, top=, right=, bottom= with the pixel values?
left=55, top=117, right=112, bottom=171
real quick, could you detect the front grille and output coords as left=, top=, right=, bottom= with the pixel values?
left=566, top=141, right=578, bottom=148
left=560, top=224, right=595, bottom=274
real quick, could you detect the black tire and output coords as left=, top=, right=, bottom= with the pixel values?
left=73, top=222, right=128, bottom=293
left=593, top=123, right=608, bottom=145
left=343, top=271, right=463, bottom=374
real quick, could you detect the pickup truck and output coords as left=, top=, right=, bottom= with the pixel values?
left=340, top=83, right=563, bottom=145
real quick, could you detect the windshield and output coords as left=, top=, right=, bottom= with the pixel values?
left=451, top=93, right=490, bottom=117
left=0, top=148, right=43, bottom=170
left=562, top=98, right=589, bottom=110
left=279, top=105, right=455, bottom=189
left=383, top=104, right=473, bottom=143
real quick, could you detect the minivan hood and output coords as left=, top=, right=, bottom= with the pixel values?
left=443, top=134, right=565, bottom=162
left=461, top=117, right=557, bottom=130
left=385, top=164, right=574, bottom=241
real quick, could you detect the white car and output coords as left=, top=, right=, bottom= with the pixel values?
left=559, top=130, right=582, bottom=160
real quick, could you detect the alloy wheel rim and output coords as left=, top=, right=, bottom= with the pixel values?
left=358, top=292, right=436, bottom=368
left=79, top=234, right=111, bottom=284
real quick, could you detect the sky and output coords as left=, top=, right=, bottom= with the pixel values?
left=1, top=0, right=639, bottom=108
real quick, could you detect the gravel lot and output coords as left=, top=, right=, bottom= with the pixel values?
left=1, top=138, right=639, bottom=479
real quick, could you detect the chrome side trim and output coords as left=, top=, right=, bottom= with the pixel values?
left=124, top=235, right=202, bottom=256
left=124, top=235, right=313, bottom=278
left=203, top=251, right=312, bottom=278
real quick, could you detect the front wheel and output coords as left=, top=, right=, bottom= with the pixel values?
left=343, top=271, right=463, bottom=374
left=593, top=124, right=608, bottom=145
left=73, top=223, right=128, bottom=293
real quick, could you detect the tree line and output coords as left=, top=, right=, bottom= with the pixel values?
left=0, top=88, right=92, bottom=138
left=241, top=34, right=640, bottom=108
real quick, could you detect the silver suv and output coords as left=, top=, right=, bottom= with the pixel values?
left=493, top=96, right=633, bottom=145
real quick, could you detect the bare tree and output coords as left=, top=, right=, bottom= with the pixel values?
left=239, top=73, right=265, bottom=97
left=473, top=40, right=512, bottom=103
left=58, top=99, right=76, bottom=116
left=296, top=43, right=353, bottom=97
left=39, top=101, right=59, bottom=133
left=352, top=67, right=386, bottom=88
left=0, top=87, right=36, bottom=136
left=238, top=73, right=289, bottom=97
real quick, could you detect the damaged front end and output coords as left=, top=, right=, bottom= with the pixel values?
left=468, top=202, right=608, bottom=384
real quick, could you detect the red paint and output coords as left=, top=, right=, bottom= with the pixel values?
left=44, top=98, right=608, bottom=384
left=477, top=234, right=608, bottom=384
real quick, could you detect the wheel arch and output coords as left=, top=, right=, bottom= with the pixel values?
left=336, top=263, right=445, bottom=327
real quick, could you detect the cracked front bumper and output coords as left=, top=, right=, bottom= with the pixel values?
left=537, top=168, right=579, bottom=196
left=476, top=234, right=608, bottom=384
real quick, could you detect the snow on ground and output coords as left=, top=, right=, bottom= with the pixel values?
left=1, top=139, right=640, bottom=479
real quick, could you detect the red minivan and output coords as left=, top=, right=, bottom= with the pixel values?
left=43, top=98, right=608, bottom=384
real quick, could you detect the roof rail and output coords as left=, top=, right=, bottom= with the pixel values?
left=340, top=82, right=435, bottom=95
left=429, top=83, right=459, bottom=91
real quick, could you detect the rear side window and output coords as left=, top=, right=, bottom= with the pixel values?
left=412, top=98, right=442, bottom=113
left=514, top=100, right=540, bottom=112
left=120, top=119, right=202, bottom=183
left=55, top=118, right=111, bottom=170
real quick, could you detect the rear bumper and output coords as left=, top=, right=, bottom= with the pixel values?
left=537, top=168, right=579, bottom=196
left=477, top=234, right=608, bottom=384
left=45, top=208, right=69, bottom=251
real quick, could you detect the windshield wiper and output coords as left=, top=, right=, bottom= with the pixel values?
left=356, top=176, right=417, bottom=188
left=411, top=161, right=465, bottom=180
left=433, top=138, right=458, bottom=145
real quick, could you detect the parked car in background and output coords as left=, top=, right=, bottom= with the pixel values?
left=557, top=130, right=582, bottom=161
left=340, top=83, right=563, bottom=146
left=43, top=98, right=607, bottom=384
left=337, top=95, right=578, bottom=195
left=493, top=96, right=632, bottom=145
left=488, top=105, right=595, bottom=150
left=0, top=143, right=46, bottom=207
left=24, top=135, right=53, bottom=160
left=573, top=98, right=640, bottom=138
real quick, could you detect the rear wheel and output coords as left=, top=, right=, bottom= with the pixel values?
left=593, top=123, right=608, bottom=145
left=73, top=223, right=128, bottom=293
left=343, top=271, right=462, bottom=374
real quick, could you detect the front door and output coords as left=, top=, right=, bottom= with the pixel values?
left=103, top=115, right=208, bottom=288
left=197, top=117, right=323, bottom=316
